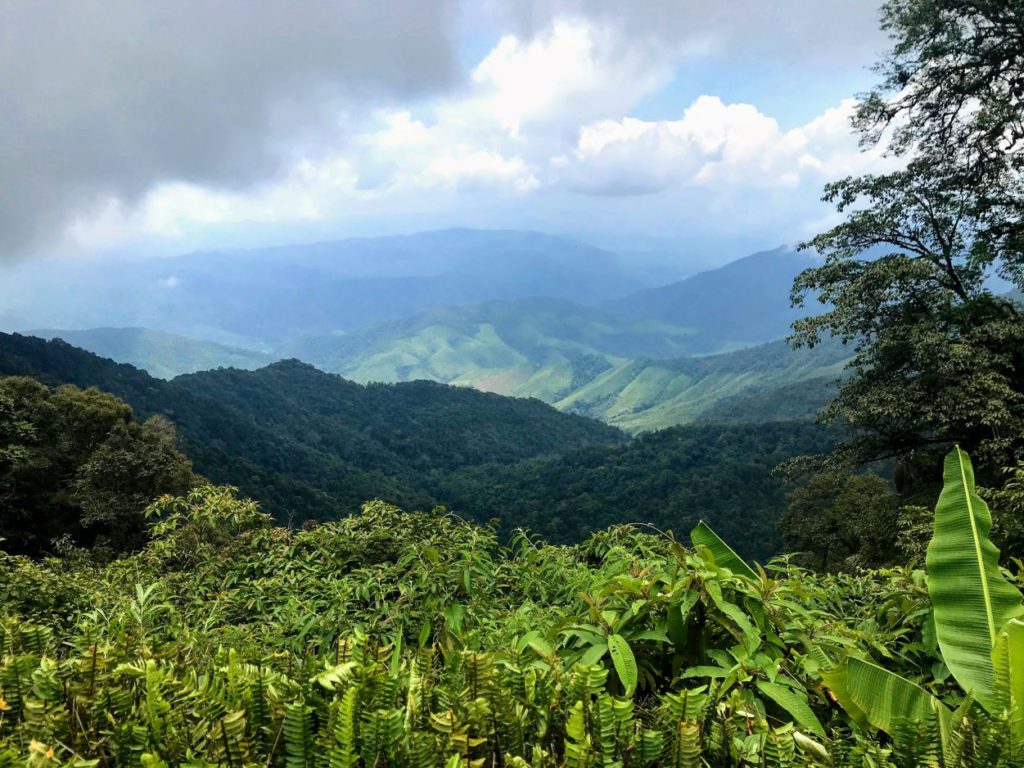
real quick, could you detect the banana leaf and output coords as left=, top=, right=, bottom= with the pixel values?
left=845, top=657, right=950, bottom=736
left=690, top=521, right=757, bottom=579
left=926, top=447, right=1024, bottom=712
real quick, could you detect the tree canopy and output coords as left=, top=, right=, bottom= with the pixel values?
left=793, top=0, right=1024, bottom=470
left=0, top=377, right=196, bottom=557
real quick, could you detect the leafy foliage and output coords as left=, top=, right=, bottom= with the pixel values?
left=0, top=376, right=196, bottom=556
left=793, top=0, right=1024, bottom=472
left=0, top=484, right=960, bottom=766
left=819, top=447, right=1024, bottom=765
left=2, top=443, right=1022, bottom=764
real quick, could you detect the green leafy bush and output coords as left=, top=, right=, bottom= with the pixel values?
left=1, top=446, right=1021, bottom=765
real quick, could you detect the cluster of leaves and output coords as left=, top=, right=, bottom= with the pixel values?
left=792, top=0, right=1024, bottom=473
left=2, top=454, right=1019, bottom=767
left=0, top=377, right=196, bottom=557
left=818, top=447, right=1024, bottom=766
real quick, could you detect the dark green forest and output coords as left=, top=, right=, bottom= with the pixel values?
left=0, top=333, right=623, bottom=530
left=0, top=333, right=834, bottom=560
left=441, top=423, right=836, bottom=559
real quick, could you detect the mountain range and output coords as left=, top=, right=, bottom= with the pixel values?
left=2, top=229, right=663, bottom=347
left=11, top=230, right=837, bottom=432
left=0, top=331, right=833, bottom=556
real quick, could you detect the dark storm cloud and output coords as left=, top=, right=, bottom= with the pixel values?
left=0, top=0, right=459, bottom=257
left=487, top=0, right=886, bottom=67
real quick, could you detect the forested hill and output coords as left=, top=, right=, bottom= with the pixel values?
left=441, top=421, right=836, bottom=560
left=0, top=332, right=839, bottom=557
left=0, top=332, right=622, bottom=522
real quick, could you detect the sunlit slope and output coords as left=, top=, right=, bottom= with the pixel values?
left=284, top=298, right=848, bottom=432
left=26, top=327, right=275, bottom=378
left=555, top=340, right=848, bottom=432
left=279, top=297, right=701, bottom=394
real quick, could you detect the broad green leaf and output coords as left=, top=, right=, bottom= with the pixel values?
left=690, top=521, right=757, bottom=579
left=681, top=665, right=730, bottom=679
left=756, top=680, right=826, bottom=738
left=991, top=618, right=1024, bottom=741
left=580, top=642, right=608, bottom=666
left=926, top=447, right=1024, bottom=711
left=631, top=629, right=670, bottom=644
left=607, top=634, right=638, bottom=696
left=845, top=657, right=949, bottom=735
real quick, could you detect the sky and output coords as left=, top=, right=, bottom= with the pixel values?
left=1, top=0, right=893, bottom=264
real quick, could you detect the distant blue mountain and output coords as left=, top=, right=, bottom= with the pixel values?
left=3, top=229, right=654, bottom=347
left=605, top=246, right=819, bottom=348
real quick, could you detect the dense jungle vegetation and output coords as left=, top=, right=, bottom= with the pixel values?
left=0, top=447, right=1022, bottom=766
left=3, top=0, right=1024, bottom=765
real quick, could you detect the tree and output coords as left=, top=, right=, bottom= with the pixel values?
left=793, top=0, right=1024, bottom=469
left=779, top=473, right=901, bottom=570
left=0, top=377, right=197, bottom=556
left=72, top=415, right=196, bottom=552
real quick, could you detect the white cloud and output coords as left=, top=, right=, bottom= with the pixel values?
left=556, top=96, right=894, bottom=195
left=56, top=11, right=892, bottom=253
left=423, top=152, right=539, bottom=191
left=471, top=19, right=670, bottom=136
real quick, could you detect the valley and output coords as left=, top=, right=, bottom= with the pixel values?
left=10, top=231, right=842, bottom=433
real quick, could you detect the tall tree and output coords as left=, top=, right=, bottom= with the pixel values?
left=793, top=0, right=1024, bottom=469
left=0, top=377, right=196, bottom=556
left=779, top=473, right=901, bottom=570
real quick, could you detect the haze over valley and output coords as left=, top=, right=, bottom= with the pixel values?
left=4, top=230, right=840, bottom=432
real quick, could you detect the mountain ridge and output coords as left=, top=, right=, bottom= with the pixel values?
left=27, top=327, right=277, bottom=378
left=0, top=332, right=623, bottom=522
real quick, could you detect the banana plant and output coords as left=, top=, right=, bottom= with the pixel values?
left=926, top=446, right=1024, bottom=712
left=690, top=521, right=758, bottom=580
left=822, top=446, right=1024, bottom=755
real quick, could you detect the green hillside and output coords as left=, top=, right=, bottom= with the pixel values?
left=284, top=298, right=849, bottom=432
left=28, top=327, right=276, bottom=378
left=555, top=340, right=849, bottom=432
left=605, top=246, right=817, bottom=347
left=277, top=298, right=703, bottom=398
left=16, top=250, right=844, bottom=433
left=0, top=332, right=622, bottom=524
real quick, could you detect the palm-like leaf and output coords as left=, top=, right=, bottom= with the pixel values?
left=690, top=521, right=757, bottom=579
left=926, top=447, right=1024, bottom=712
left=845, top=657, right=949, bottom=735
